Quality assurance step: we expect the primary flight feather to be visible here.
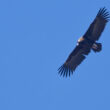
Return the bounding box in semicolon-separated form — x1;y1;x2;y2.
58;7;110;77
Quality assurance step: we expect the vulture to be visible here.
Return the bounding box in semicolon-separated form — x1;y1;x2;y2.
58;7;110;77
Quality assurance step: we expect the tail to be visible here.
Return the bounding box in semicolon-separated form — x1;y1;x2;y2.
92;43;102;52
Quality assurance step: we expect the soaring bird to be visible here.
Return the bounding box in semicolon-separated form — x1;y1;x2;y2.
58;7;110;77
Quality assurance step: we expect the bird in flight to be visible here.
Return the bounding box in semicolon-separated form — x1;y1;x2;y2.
58;7;110;77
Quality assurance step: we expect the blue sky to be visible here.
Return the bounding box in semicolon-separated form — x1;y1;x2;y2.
0;0;110;110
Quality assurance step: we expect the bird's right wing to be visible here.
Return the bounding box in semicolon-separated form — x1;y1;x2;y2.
58;45;91;77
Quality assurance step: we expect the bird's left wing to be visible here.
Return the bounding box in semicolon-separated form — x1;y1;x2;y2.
83;7;110;41
58;45;90;77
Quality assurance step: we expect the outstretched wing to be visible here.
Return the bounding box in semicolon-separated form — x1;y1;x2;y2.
58;44;91;77
83;7;110;41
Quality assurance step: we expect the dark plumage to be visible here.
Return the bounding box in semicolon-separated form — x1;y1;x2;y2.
58;7;110;77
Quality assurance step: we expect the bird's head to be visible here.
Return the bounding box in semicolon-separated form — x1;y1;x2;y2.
78;37;84;43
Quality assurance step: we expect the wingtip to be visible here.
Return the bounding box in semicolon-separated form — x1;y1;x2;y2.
97;7;110;21
58;64;74;77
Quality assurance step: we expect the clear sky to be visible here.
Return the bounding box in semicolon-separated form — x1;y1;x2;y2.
0;0;110;110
